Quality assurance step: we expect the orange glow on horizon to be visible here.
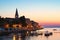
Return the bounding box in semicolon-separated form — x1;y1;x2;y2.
38;22;60;25
35;19;60;25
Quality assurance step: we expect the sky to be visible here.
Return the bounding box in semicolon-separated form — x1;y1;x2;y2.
0;0;60;25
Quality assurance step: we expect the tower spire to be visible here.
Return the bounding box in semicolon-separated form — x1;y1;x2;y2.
15;8;19;18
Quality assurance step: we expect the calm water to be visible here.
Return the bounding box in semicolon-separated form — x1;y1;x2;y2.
0;28;60;40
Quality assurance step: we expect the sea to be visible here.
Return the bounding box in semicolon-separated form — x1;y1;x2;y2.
0;27;60;40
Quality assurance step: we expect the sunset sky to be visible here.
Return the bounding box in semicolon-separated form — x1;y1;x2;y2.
0;0;60;25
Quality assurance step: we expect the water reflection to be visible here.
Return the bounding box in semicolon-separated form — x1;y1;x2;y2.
13;30;27;40
0;28;60;40
13;34;24;40
13;34;31;40
13;35;16;40
0;36;3;40
13;34;21;40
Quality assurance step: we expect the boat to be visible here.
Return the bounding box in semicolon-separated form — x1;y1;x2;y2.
44;31;53;36
53;29;57;31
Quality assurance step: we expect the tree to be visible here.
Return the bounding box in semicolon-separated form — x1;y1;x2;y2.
20;16;27;27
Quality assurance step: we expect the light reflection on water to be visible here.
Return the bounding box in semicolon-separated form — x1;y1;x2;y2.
13;35;16;40
0;28;60;40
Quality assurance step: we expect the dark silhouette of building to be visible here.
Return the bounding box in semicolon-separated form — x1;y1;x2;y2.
0;8;41;30
15;8;19;18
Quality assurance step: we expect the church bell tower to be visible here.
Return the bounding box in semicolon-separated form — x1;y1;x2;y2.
15;8;19;18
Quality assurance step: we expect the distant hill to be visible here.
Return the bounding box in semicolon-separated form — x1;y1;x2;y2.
43;25;60;28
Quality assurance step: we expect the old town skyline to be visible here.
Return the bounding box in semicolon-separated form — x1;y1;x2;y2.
0;0;60;26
